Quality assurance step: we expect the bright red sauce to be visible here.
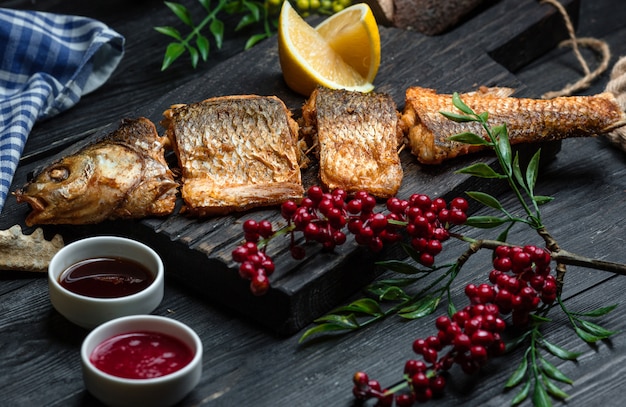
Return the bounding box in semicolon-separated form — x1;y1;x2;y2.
90;331;194;379
59;257;154;298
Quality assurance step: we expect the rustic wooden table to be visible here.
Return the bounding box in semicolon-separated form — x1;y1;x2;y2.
1;0;625;406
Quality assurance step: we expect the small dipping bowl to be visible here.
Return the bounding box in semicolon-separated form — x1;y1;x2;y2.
48;236;164;329
81;315;203;407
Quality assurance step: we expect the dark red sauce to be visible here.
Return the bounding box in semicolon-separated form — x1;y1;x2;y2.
90;331;194;379
58;257;154;298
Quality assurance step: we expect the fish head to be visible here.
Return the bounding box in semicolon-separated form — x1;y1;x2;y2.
15;155;96;225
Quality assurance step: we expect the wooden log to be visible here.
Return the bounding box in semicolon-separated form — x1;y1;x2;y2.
365;0;494;35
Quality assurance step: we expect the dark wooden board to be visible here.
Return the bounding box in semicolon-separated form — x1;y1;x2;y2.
5;0;579;335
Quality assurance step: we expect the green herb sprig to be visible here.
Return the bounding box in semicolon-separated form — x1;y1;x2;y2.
154;0;278;71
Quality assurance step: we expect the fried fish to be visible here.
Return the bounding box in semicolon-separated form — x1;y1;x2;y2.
162;95;304;216
301;87;403;197
401;86;626;164
15;117;178;225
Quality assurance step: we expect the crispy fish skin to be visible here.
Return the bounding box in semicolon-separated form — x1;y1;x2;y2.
162;95;303;216
401;87;626;164
302;87;403;197
15;118;178;226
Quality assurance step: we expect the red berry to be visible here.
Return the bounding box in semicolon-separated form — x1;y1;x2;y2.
448;209;467;225
307;185;324;202
353;371;369;387
430;375;446;395
411;372;430;389
290;245;306;260
493;256;512;272
451;197;469;211
420;252;435;267
250;273;270;296
435;316;452;331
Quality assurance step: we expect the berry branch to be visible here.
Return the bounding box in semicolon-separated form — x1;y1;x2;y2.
231;93;624;406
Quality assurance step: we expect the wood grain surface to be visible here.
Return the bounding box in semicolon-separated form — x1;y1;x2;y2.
1;0;626;406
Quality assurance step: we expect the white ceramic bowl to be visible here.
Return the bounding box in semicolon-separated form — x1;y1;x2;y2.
48;236;164;329
81;315;203;407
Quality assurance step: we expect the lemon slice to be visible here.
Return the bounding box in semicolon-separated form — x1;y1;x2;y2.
316;3;381;84
278;1;379;96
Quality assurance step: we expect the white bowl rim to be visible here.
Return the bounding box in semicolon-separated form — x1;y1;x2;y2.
49;236;164;302
81;315;203;384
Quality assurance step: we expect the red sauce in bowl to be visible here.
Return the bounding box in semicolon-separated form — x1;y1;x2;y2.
90;331;194;379
59;257;154;298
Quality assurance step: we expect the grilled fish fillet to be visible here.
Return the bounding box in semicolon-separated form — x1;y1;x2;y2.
301;87;403;197
401;86;626;164
162;95;304;216
15;118;178;225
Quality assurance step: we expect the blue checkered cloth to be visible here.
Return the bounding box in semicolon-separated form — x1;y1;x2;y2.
0;8;124;213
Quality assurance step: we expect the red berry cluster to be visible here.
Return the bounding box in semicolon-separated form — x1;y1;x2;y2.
352;303;507;406
482;244;556;326
232;186;469;295
352;245;554;405
231;220;275;296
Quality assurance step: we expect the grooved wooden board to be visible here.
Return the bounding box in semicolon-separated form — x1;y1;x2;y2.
16;0;579;335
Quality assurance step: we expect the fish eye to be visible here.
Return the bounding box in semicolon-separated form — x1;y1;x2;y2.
48;166;70;182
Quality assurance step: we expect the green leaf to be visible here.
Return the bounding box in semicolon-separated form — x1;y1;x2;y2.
447;300;457;317
452;92;475;115
161;42;186;71
448;132;490;146
477;111;489;122
574;326;602;343
244;33;269;49
543;377;570;400
331;298;383;316
534;195;555;205
164;1;193;26
540;358;573;384
464;215;508;229
187;46;199;68
398;296;440;319
313;313;359;328
440;111;476;122
541;340;582;361
466;191;504;210
532;381;552;407
243;0;261;21
210;18;224;49
572;304;618;318
505;357;528;388
236;13;259;31
198;0;211;11
456;163;506;179
526;148;542;193
196;34;210;61
577;319;618;339
512;152;525;190
511;380;531;406
154;25;183;40
377;285;409;301
377;259;428;275
496;222;514;243
298;322;352;343
495;124;512;173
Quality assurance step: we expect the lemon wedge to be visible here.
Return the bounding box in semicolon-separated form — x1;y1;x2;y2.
277;1;380;96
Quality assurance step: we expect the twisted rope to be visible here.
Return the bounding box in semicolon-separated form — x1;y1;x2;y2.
539;0;612;99
605;56;626;152
540;0;626;152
